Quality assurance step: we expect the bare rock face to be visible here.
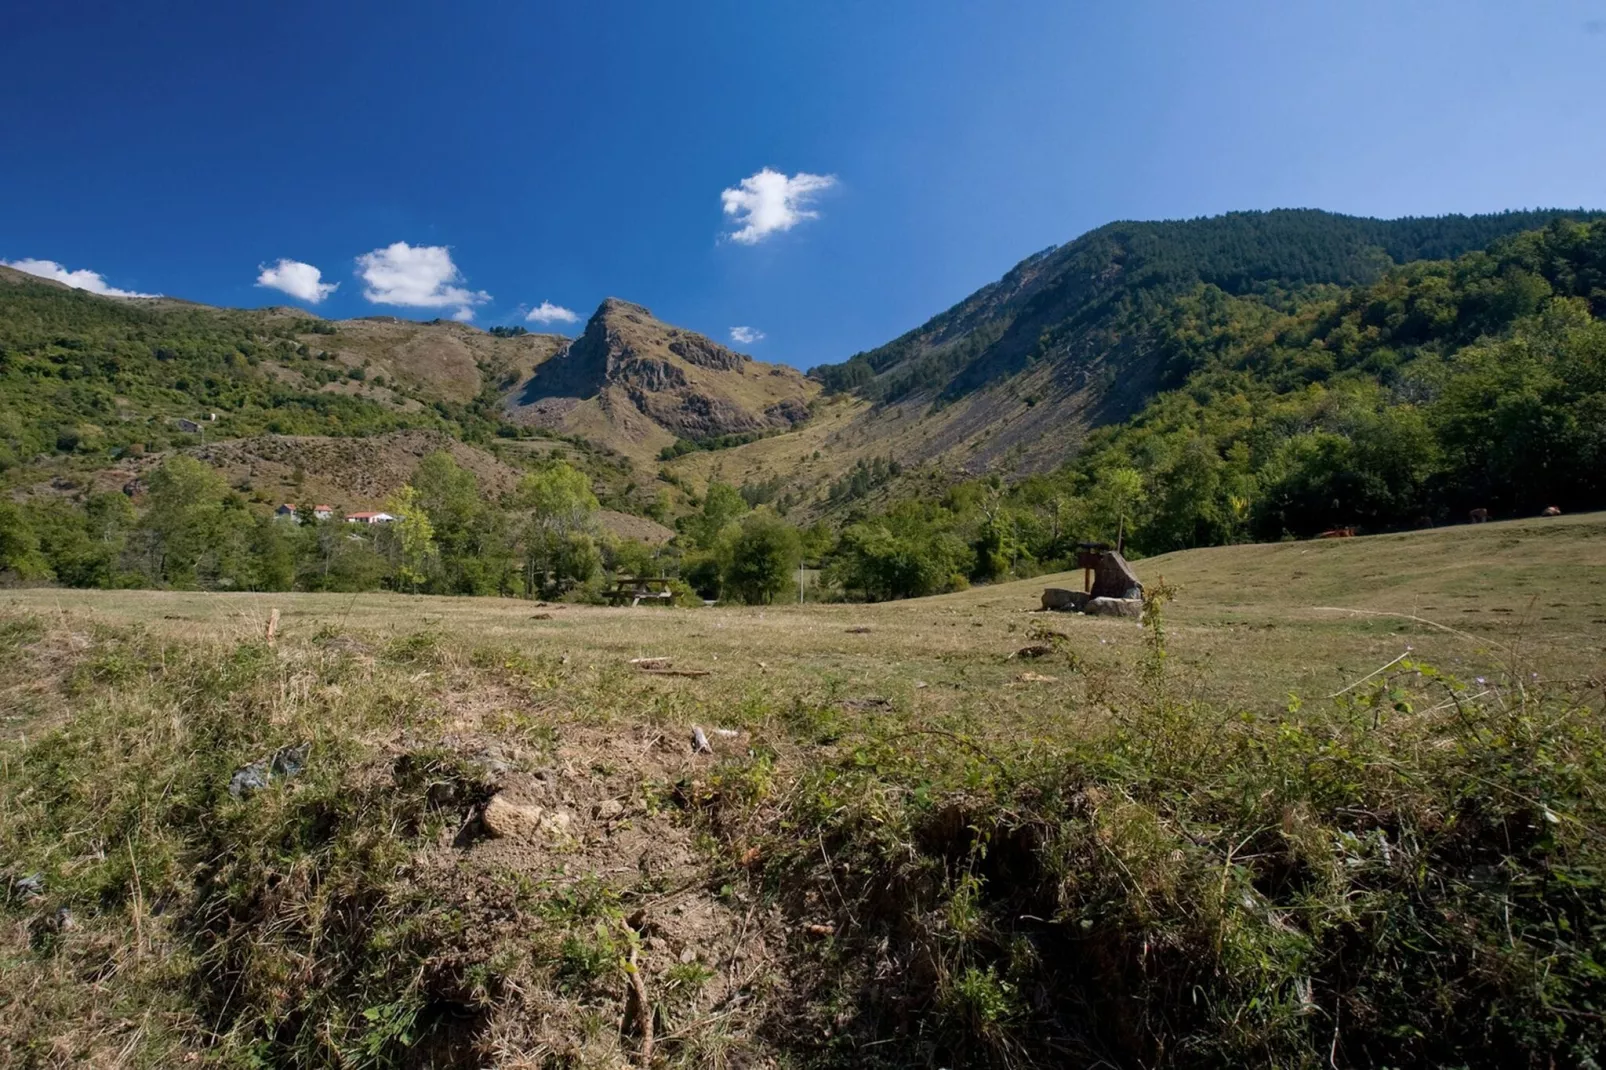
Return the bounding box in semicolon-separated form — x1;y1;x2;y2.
1086;596;1143;619
668;332;746;371
483;794;573;840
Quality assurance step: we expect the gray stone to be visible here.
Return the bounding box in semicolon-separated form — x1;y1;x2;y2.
228;743;308;798
1041;588;1089;612
1090;551;1144;600
1086;597;1143;619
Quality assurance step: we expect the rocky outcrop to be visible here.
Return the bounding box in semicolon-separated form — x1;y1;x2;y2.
669;333;746;371
504;297;816;451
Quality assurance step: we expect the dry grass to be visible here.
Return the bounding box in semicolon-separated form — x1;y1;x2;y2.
9;511;1600;717
2;515;1601;1068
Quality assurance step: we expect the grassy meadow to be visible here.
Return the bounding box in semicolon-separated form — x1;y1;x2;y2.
1;513;1602;1068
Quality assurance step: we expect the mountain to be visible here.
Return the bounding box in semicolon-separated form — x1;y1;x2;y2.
796;209;1602;481
503;298;817;461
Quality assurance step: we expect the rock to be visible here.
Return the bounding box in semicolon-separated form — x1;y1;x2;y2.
1018;672;1059;683
1013;645;1055;659
14;873;44;899
228;743;309;798
1041;588;1089;612
1086;597;1143;619
691;726;713;754
595;798;625;820
483;794;572;839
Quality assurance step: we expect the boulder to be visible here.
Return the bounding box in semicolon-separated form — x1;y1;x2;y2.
1086;597;1143;619
1090;551;1144;600
1041;588;1089;612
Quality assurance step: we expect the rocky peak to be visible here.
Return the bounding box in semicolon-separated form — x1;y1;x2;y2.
506;296;816;446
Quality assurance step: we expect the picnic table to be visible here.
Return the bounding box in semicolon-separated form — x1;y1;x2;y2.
606;576;675;607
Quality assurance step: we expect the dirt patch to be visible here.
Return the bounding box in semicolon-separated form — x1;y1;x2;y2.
389;720;783;1065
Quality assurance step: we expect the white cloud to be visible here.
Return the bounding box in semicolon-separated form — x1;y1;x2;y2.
2;257;157;298
255;258;337;304
355;242;489;320
729;326;765;345
526;301;579;325
720;168;837;244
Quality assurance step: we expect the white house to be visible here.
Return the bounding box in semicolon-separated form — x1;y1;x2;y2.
345;511;395;525
312;505;334;520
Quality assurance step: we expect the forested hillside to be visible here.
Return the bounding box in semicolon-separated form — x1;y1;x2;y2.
813;216;1606;597
813;208;1600;404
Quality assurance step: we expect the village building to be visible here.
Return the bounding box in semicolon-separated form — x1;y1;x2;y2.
274;503;297;520
345;511;395;525
312;505;334;520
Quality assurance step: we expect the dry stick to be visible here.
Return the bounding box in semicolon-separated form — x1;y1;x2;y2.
265;608;280;647
1309;607;1479;644
126;836;144;960
1326;650;1412;699
625;945;654;1067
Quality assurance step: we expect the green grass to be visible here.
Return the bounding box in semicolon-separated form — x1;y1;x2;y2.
1;515;1602;1067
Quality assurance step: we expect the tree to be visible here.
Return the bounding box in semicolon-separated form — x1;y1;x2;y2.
410;451;490;593
683;482;748;550
246;515;296;591
513;461;599;596
0;502;51;582
139;456;234;587
382;485;436;592
720;512;800;604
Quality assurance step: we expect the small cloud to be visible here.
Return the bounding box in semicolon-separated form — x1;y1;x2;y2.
451;307;476;322
256;258;337;304
2;257;157;298
355;242;489;321
729;325;765;345
526;301;579;325
721;168;837;244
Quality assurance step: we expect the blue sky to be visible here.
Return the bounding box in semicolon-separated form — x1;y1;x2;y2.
3;0;1604;368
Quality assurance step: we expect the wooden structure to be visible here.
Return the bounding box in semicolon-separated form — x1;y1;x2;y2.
607;576;675;606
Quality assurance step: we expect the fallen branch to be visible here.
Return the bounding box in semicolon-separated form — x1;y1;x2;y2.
625;945;653;1067
640;668;711;678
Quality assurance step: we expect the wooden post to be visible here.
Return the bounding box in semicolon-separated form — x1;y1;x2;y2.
266;608;279;647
